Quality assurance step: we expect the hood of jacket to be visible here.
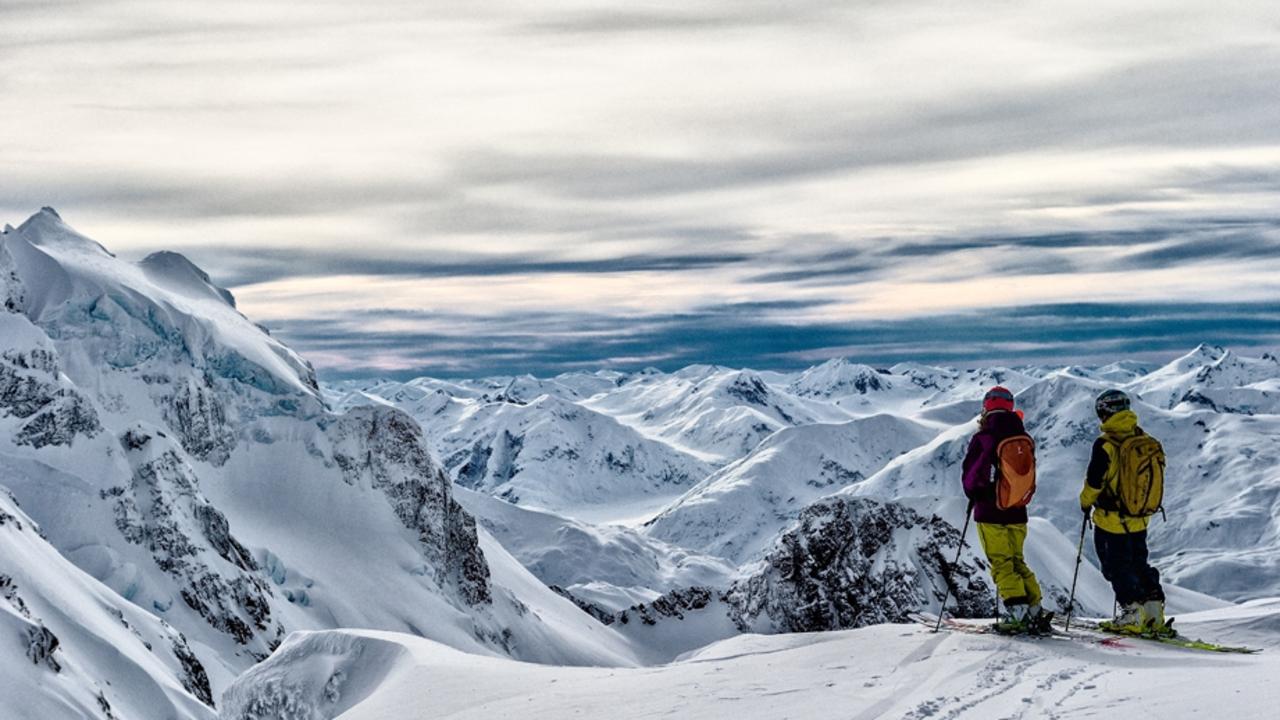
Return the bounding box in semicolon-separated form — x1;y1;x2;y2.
1101;409;1139;438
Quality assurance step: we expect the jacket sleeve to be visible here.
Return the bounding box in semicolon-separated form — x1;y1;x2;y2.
1079;438;1109;509
961;433;994;500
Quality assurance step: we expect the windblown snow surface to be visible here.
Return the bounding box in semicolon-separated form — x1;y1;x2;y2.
226;601;1280;719
3;209;1279;718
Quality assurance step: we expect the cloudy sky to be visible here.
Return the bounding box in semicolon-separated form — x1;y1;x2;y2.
4;1;1280;377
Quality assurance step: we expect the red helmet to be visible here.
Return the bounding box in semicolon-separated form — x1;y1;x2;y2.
983;386;1015;413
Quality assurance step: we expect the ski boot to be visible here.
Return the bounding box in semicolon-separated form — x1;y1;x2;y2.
992;603;1031;635
1026;604;1056;636
1098;603;1143;634
1140;600;1176;638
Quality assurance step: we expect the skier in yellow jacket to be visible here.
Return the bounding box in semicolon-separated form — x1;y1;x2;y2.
1080;389;1168;634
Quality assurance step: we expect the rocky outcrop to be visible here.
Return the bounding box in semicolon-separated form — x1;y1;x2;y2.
25;623;62;671
549;585;617;626
570;499;990;635
162;377;236;465
172;632;215;707
109;427;283;652
614;586;716;626
2;574;62;672
724;497;992;632
0;342;102;448
330;407;491;605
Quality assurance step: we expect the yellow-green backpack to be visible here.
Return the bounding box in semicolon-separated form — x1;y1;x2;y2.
1106;431;1166;517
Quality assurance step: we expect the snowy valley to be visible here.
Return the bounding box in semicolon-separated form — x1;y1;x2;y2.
1;210;1278;719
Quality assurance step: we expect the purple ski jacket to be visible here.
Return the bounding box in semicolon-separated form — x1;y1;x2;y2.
961;409;1030;525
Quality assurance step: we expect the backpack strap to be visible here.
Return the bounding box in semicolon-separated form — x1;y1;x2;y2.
1095;436;1122;512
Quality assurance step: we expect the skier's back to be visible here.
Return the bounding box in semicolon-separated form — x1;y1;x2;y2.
1080;389;1169;634
961;386;1049;633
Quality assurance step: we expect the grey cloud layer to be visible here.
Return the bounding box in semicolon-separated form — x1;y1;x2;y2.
4;1;1280;376
284;300;1280;379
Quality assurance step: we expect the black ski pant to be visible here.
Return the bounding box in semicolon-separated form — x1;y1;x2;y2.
1095;527;1164;606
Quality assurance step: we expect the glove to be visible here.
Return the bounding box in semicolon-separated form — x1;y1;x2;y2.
1080;504;1092;517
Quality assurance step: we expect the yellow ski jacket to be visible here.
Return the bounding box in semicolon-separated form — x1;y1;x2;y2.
1079;410;1151;534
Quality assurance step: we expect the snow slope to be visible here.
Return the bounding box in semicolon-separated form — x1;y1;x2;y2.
427;393;713;523
580;366;828;464
222;600;1280;720
455;487;735;612
0;488;216;720
644;414;940;563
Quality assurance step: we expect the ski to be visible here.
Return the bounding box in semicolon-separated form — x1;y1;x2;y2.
910;613;1116;646
1069;619;1260;654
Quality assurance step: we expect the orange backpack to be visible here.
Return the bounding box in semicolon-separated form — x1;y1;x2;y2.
995;435;1037;510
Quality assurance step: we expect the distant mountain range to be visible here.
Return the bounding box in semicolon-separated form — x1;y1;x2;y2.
2;209;1273;717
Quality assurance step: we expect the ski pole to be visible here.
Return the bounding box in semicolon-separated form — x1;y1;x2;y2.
934;500;975;633
1063;514;1089;632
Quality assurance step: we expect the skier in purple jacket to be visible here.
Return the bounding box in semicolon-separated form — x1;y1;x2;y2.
961;386;1048;633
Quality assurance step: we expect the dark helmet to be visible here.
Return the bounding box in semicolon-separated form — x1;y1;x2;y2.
1095;389;1130;420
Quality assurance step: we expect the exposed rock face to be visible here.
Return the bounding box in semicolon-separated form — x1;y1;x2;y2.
0;342;102;448
172;633;215;707
1;573;30;616
25;624;62;671
109;427;283;652
162;377;236;465
329;407;492;605
727;374;771;406
557;500;990;635
2;574;63;672
549;585;617;625
724;497;993;632
451;429;523;492
614;586;716;627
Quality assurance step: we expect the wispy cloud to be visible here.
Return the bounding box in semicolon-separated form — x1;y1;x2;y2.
4;1;1280;376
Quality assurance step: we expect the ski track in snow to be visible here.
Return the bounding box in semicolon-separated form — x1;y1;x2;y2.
223;609;1280;719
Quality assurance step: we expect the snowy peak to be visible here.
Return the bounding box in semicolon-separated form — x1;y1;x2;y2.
1130;343;1280;412
2;209;319;399
1183;342;1230;366
15;207;115;258
721;370;774;406
789;358;890;398
643;414;938;562
140;251;237;308
432;391;713;522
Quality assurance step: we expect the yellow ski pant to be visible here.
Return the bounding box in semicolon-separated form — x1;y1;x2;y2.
976;522;1042;606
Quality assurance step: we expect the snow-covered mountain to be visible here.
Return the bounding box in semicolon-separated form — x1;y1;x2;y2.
580;365;829;464
329;383;713;523
454;487;736;613
430;394;712;523
1129;344;1280;415
6;208;1279;718
336;337;1280;607
643;414;940;562
0;210;639;715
